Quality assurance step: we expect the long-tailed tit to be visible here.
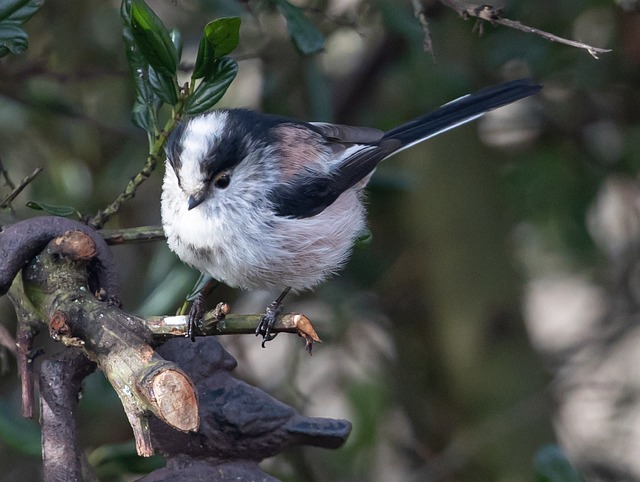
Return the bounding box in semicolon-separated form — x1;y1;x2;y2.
161;79;541;344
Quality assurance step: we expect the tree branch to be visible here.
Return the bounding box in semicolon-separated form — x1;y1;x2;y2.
0;167;43;210
148;306;322;354
100;225;166;245
8;223;200;456
29;233;199;454
437;0;611;58
88;153;161;229
8;272;43;418
1;214;350;481
411;0;435;55
0;154;16;190
88;100;183;229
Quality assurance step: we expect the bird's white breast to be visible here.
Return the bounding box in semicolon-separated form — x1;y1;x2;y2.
161;161;367;291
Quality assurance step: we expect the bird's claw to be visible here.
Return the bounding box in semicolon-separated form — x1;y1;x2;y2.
256;301;282;347
256;287;291;347
187;292;206;342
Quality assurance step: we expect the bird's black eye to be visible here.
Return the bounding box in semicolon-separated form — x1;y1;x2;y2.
214;173;230;189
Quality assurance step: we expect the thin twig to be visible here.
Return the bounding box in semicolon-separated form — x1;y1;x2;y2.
89;106;182;229
8;273;42;419
100;225;165;245
0;167;43;209
88;153;161;229
0;155;16;191
0;322;17;355
0;322;16;376
438;0;611;58
411;0;434;56
494;15;611;58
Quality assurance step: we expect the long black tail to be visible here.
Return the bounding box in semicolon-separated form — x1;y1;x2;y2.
331;78;541;198
271;79;541;218
383;78;541;149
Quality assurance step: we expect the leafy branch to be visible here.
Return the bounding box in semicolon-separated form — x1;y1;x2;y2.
89;0;240;229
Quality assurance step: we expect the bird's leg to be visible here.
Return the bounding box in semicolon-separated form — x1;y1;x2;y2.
187;292;206;342
256;287;291;347
186;278;219;341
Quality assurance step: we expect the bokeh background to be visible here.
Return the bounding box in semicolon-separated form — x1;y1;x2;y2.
0;0;638;480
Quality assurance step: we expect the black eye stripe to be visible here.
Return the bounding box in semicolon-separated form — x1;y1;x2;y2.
165;121;187;170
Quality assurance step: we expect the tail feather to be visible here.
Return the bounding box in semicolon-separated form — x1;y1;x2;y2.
269;79;541;219
383;78;541;151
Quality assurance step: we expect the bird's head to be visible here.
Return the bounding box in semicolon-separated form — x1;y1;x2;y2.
165;110;246;210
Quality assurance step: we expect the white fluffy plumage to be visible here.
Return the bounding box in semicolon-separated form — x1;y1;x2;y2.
161;80;541;299
161;111;367;291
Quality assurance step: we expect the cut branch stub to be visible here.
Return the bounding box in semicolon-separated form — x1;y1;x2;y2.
19;227;199;456
139;362;199;432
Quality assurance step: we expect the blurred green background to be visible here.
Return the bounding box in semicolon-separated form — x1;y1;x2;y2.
1;0;637;480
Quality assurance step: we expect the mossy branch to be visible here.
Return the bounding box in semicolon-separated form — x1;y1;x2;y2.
19;229;199;456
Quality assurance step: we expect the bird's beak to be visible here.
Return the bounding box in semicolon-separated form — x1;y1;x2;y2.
187;192;205;210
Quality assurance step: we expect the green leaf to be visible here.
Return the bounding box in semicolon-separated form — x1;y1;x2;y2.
184;57;238;115
0;23;27;56
122;28;160;131
148;65;178;105
274;0;324;55
129;0;178;76
192;17;241;80
0;0;44;58
131;99;155;131
534;445;585;482
121;1;163;132
192;36;213;80
120;0;133;24
205;17;241;58
0;0;43;20
169;28;182;60
26;201;79;218
124;49;161;131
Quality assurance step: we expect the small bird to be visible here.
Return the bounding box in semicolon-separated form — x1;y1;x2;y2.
161;79;541;343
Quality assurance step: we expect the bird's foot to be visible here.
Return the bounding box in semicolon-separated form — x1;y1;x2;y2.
256;301;282;347
256;287;291;347
187;291;206;342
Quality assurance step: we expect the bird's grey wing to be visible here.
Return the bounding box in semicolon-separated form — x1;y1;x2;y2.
266;122;388;218
270;79;542;219
267;142;395;219
309;122;384;144
308;122;384;158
